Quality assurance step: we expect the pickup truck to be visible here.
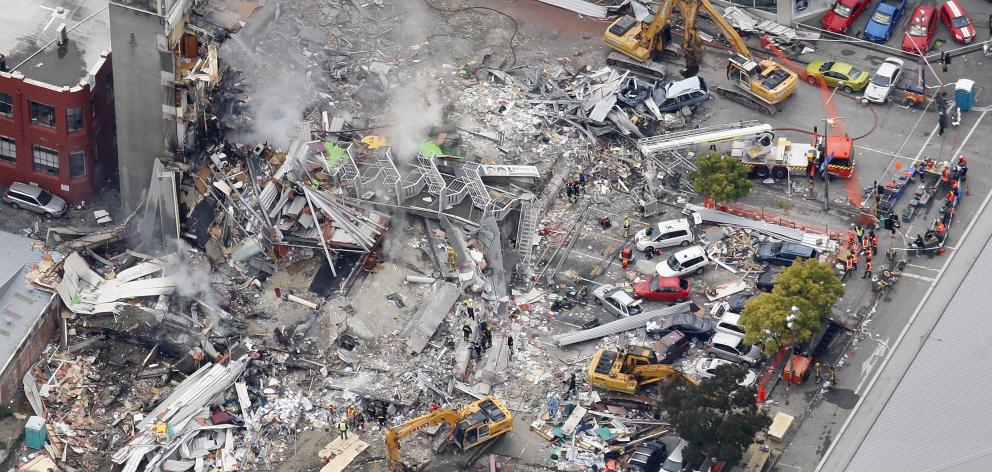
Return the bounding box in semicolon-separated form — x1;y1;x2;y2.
864;0;907;43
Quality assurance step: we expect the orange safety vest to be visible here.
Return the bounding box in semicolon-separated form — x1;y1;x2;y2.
866;261;873;271
936;223;946;234
846;257;855;269
871;235;879;246
942;169;951;182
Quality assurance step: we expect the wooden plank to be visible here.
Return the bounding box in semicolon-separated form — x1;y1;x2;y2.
320;436;370;472
560;405;587;436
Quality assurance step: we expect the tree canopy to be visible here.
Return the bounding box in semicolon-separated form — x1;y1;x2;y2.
741;259;844;354
688;151;752;202
664;363;771;465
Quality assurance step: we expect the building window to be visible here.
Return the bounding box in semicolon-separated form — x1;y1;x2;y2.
66;107;84;133
0;136;15;164
32;145;59;174
0;93;11;118
29;101;56;128
69;151;85;177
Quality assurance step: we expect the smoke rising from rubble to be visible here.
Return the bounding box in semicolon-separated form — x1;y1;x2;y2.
164;239;222;309
383;1;445;161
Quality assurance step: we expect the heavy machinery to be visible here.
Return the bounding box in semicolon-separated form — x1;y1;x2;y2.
588;345;699;395
384;396;512;471
603;0;799;114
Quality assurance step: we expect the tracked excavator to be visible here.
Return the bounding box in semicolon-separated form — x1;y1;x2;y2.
603;0;798;115
588;345;699;395
384;396;512;471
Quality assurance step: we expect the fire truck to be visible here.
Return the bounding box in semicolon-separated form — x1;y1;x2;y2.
731;134;817;180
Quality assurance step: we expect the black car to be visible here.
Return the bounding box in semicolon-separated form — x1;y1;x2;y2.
754;241;818;267
655;330;691;364
756;267;783;292
627;439;668;472
646;313;715;341
725;293;751;313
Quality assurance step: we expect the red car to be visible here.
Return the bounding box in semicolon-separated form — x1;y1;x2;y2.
902;5;937;54
822;0;872;34
632;277;691;302
940;0;975;44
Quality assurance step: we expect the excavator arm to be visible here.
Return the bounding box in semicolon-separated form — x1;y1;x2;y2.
642;0;680;47
697;0;752;58
631;363;701;386
385;409;462;471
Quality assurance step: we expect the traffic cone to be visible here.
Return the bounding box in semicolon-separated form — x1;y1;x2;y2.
757;385;767;404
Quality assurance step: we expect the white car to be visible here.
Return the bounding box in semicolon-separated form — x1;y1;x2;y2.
863;57;904;104
688;357;758;387
656;245;710;277
634;212;701;253
715;312;746;337
592;284;644;318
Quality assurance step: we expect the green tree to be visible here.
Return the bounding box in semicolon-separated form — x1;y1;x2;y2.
688;151;752;202
741;259;844;354
664;363;771;465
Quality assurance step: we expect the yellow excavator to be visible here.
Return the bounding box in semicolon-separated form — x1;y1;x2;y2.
588;345;699;395
384;396;513;471
603;0;798;115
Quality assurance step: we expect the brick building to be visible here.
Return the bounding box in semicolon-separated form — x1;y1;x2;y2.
0;0;117;204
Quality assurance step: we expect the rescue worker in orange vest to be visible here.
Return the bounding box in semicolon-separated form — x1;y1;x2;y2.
941;166;951;186
862;258;873;279
870;230;879;256
958;156;969;180
947;190;957;205
843;253;855;281
936;221;946;236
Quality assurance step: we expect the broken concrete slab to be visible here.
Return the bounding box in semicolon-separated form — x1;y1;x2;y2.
402;281;460;354
552;302;691;346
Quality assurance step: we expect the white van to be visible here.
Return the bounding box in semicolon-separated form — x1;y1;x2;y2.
635;212;702;253
656;245;710;277
715;312;746;337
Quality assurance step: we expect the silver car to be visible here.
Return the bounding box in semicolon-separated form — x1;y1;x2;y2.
863;57;903;104
704;332;763;366
3;182;67;218
592;284;644;318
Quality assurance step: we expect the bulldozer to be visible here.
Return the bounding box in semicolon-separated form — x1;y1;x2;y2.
603;0;798;114
588;345;699;395
384;396;512;471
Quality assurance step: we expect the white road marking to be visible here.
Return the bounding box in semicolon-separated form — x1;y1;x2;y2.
951;109;989;158
855;343;887;395
899;272;935;282
905;263;941;272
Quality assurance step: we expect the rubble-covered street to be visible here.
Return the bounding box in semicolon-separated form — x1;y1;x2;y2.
0;0;990;471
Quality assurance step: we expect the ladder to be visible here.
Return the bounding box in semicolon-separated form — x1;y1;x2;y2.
462;162;491;212
417;152;447;195
515;198;539;276
638;120;768;155
375;148;401;186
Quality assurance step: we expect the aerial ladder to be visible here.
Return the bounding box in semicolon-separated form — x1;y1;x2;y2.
603;0;799;115
384;396;513;471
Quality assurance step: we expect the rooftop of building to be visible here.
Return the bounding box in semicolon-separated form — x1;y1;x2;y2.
1;0;111;89
0;231;55;376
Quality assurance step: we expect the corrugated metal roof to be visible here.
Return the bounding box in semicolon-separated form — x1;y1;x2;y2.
0;231;54;380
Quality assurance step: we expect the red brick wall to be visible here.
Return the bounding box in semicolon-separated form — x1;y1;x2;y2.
0;296;59;405
0;52;118;203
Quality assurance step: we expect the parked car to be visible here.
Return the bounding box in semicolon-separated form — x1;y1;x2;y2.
633;276;691;302
754;241;819;266
656;245;710;277
863;57;904;103
655;330;692;364
661;439;689;472
756;267;783;292
654;76;709;113
805;60;871;93
2;182;67;218
593;284;644;318
647;313;715;341
688;357;759;387
704;332;763;366
940;0;975;44
715;312;746;337
634;212;701;253
901;5;938;53
627;440;667;472
821;0;872;34
864;0;906;42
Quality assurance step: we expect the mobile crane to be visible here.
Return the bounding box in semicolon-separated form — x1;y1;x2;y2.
384;396;513;471
603;0;799;115
588;345;699;395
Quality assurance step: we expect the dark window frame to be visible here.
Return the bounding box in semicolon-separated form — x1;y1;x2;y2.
0;136;15;164
29;101;56;128
66;107;84;133
69;151;86;178
32;145;59;175
0;92;12;118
